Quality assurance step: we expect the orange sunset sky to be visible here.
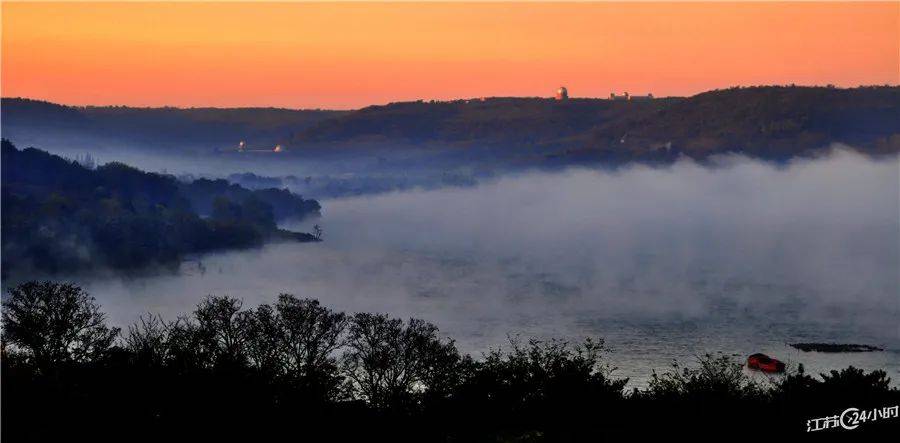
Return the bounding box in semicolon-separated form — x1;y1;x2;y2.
2;2;898;109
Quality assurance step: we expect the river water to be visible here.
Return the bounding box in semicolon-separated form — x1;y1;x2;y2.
73;152;900;387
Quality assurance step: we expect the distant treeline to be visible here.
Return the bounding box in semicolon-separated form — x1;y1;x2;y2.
1;141;320;276
0;97;344;150
4;86;898;167
226;170;480;199
2;282;897;441
294;85;900;163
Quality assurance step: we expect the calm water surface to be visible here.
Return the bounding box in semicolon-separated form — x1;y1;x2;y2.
75;156;900;387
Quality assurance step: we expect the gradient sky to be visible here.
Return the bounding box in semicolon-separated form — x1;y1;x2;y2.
2;2;898;109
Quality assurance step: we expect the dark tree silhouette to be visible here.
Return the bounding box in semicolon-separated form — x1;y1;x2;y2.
275;295;346;385
342;313;460;409
124;313;174;368
193;296;249;369
242;303;285;376
313;224;323;240
646;353;764;401
1;281;119;370
2;281;899;440
163;316;205;371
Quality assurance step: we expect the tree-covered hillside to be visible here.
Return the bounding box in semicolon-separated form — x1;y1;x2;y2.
293;86;900;162
573;85;900;162
293;96;668;146
3;86;898;166
0;98;346;150
1;140;320;276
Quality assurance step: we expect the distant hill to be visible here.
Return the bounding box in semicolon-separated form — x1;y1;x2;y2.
292;86;900;162
293;96;671;147
0;98;346;151
3;86;898;164
573;85;900;162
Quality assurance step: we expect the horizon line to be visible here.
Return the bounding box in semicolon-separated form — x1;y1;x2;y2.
2;83;897;111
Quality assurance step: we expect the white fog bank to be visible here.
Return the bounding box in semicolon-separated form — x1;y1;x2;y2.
75;150;899;378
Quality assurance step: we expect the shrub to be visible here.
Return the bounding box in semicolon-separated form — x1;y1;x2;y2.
646;353;764;401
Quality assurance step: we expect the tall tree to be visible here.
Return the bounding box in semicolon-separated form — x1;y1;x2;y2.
1;281;119;370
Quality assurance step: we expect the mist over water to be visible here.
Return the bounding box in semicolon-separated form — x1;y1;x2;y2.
72;149;900;385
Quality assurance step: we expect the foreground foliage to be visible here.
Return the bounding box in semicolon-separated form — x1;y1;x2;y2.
2;282;898;441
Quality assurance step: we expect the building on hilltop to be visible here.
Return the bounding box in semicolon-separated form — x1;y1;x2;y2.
556;86;569;100
610;92;653;101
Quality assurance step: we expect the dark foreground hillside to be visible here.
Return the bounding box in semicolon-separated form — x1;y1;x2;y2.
3;282;898;441
1;141;320;277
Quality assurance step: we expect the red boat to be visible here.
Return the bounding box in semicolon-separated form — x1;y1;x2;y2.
747;353;785;373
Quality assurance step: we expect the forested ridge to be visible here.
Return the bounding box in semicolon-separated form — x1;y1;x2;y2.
0;97;344;149
294;85;900;162
1;140;320;276
4;86;898;166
